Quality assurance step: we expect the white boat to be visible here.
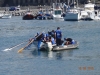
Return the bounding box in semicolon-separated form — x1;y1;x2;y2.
51;8;63;19
80;10;93;20
83;0;100;20
1;14;12;19
64;8;81;21
64;0;81;21
51;3;63;19
0;13;4;18
40;41;79;51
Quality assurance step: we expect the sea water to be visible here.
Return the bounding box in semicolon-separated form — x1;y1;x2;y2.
0;16;100;75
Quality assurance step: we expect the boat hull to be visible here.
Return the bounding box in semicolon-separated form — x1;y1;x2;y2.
64;13;80;21
23;14;34;20
52;43;78;51
40;42;79;51
32;40;79;51
1;14;12;19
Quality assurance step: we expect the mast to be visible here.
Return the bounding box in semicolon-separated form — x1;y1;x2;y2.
77;0;78;8
68;0;69;6
94;0;95;4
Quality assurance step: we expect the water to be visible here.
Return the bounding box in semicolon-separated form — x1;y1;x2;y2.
0;17;100;75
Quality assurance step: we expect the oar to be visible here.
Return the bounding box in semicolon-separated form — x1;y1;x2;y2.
3;41;27;51
18;39;34;53
18;33;42;53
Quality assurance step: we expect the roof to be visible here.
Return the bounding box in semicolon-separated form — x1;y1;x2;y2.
85;3;95;8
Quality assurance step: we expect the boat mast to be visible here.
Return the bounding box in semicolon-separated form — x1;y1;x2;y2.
68;0;69;6
94;0;95;4
76;0;78;8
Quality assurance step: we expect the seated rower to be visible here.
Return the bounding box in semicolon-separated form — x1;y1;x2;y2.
49;36;56;45
64;38;75;45
48;30;55;39
42;33;50;42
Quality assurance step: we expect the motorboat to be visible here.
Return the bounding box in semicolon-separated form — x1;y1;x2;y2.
64;8;81;21
80;11;93;21
51;3;64;19
63;0;82;21
51;8;63;19
23;12;34;20
83;0;100;20
1;14;12;19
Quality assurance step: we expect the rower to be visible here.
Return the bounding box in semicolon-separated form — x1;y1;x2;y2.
48;30;55;39
64;38;75;45
49;36;56;45
35;33;43;50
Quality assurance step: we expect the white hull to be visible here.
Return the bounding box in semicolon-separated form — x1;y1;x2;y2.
53;14;63;19
51;3;63;20
82;1;100;20
64;13;80;21
64;8;81;21
0;13;4;17
1;14;12;19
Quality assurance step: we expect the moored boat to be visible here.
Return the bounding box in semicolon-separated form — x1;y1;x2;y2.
1;14;12;19
64;8;81;21
51;3;64;19
23;12;34;20
80;11;93;21
82;0;100;20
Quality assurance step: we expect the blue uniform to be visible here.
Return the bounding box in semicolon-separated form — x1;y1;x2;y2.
51;37;56;45
55;29;62;46
55;30;62;39
71;40;75;44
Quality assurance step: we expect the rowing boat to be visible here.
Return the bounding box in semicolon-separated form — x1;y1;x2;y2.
40;41;79;51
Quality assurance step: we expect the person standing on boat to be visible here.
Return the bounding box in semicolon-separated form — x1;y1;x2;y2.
55;27;62;46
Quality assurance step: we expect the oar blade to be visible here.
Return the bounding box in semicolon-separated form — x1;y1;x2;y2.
18;48;24;53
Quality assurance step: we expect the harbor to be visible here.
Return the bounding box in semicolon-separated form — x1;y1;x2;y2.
0;16;100;75
0;0;100;75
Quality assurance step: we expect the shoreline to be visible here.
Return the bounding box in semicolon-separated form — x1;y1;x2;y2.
0;6;51;16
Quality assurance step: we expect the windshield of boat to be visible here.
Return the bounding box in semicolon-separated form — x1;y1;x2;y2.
54;10;61;15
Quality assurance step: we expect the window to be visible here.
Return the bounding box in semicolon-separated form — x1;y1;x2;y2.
55;10;61;15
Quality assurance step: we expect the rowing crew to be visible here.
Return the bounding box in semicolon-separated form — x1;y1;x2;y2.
31;27;75;50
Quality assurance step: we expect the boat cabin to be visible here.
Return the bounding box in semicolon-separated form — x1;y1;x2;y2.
84;0;95;11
